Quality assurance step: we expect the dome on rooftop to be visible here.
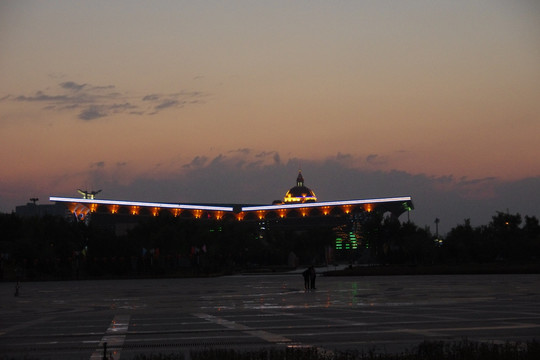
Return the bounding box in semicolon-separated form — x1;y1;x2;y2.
283;171;317;203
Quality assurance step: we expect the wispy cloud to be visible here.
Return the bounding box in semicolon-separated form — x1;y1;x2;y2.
2;81;207;121
79;106;106;121
14;92;70;103
183;155;209;168
155;99;180;111
60;81;87;91
142;91;206;114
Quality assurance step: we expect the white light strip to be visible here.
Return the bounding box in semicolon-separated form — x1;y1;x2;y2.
50;196;412;214
241;197;412;212
49;196;234;212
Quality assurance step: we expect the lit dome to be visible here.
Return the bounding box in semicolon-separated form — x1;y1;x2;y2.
284;171;317;203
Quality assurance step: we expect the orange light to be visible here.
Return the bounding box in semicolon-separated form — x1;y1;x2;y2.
257;210;266;220
193;210;202;219
89;203;98;212
300;208;307;217
109;205;119;214
214;211;223;220
342;205;352;214
364;204;373;212
235;212;245;221
151;207;160;216
66;203;76;213
322;206;330;216
171;208;181;217
130;206;140;215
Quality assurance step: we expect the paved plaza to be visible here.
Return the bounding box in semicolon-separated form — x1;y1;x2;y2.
1;272;539;359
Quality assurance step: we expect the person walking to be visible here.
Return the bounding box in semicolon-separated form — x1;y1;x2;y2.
302;267;311;290
309;265;316;290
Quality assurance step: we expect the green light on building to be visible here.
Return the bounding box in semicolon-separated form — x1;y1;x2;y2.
335;237;343;250
350;232;358;250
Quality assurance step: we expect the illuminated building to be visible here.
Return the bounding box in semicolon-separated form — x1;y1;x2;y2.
49;172;414;246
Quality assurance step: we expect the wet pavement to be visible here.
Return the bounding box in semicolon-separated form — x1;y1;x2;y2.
1;272;539;359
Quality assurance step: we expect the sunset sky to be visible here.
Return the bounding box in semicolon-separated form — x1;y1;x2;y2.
1;1;539;234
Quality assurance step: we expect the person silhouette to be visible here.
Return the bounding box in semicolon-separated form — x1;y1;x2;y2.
302;267;311;290
309;265;316;290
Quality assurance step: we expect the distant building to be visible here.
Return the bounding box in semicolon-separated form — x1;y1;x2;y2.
49;171;414;244
15;202;69;218
50;171;412;222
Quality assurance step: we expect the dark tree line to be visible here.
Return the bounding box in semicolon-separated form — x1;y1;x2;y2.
443;212;540;264
0;210;539;280
359;211;540;266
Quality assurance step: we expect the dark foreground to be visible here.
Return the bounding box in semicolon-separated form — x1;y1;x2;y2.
1;273;539;359
138;340;540;359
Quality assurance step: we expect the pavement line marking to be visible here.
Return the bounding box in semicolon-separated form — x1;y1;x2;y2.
90;315;130;360
193;313;333;356
194;313;292;343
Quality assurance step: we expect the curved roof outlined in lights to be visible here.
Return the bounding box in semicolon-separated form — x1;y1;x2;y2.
50;172;413;222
